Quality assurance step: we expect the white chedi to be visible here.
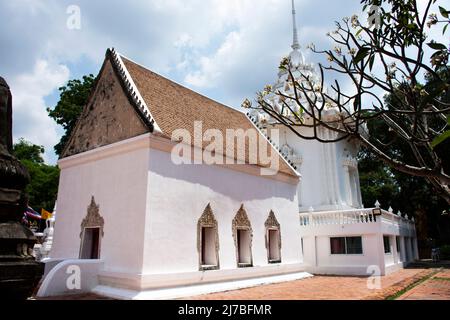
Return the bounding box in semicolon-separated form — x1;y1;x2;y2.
39;204;56;260
289;49;305;68
256;48;338;124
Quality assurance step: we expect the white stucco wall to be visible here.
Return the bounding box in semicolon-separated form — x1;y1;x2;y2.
320;234;379;272
300;222;384;275
384;235;395;266
299;212;417;275
268;126;362;213
142;147;303;276
51;137;150;275
51;134;304;290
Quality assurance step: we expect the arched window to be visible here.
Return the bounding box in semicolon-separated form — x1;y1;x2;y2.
232;205;253;268
197;204;220;271
79;196;104;259
265;211;281;264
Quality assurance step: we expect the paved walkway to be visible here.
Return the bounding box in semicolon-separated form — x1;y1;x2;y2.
398;269;450;300
34;265;450;300
185;268;440;300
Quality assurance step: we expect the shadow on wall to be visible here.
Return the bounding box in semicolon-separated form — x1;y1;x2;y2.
148;149;298;203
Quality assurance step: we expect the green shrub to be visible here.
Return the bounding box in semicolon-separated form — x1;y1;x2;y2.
440;245;450;259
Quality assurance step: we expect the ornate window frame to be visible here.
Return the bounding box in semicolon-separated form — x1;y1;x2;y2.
79;196;104;259
232;205;253;268
265;210;282;264
197;203;220;271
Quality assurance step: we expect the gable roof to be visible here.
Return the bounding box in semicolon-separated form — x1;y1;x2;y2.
94;49;299;178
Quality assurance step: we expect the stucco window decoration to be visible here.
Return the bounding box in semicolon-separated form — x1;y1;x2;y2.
197;203;220;271
79;196;104;259
265;210;282;263
232;205;253;268
80;196;105;238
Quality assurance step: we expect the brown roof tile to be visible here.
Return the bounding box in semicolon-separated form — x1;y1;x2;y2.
121;56;297;178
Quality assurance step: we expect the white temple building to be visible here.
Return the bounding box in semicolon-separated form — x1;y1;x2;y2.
37;1;418;299
247;0;418;276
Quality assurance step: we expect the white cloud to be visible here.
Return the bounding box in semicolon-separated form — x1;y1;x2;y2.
185;31;242;88
9;60;70;163
182;0;337;107
2;0;441;166
0;0;367;162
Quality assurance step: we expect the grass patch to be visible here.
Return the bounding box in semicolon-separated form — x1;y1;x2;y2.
432;277;450;282
385;270;441;300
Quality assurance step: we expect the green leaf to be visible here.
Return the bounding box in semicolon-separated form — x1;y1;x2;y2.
427;42;447;50
353;47;370;64
432;130;450;148
443;24;449;35
48;74;96;156
439;6;449;19
355;28;363;37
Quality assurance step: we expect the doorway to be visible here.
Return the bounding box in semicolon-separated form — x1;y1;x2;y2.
80;227;100;259
268;229;281;262
237;229;252;267
201;227;218;267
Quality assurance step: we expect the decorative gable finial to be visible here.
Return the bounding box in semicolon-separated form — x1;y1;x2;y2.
107;48;161;133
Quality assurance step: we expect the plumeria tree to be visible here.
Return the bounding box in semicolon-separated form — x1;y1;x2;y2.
244;0;450;204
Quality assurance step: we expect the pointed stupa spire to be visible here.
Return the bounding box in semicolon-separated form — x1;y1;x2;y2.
291;0;300;50
288;0;304;67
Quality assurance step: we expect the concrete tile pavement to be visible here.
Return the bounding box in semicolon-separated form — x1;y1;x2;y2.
34;267;450;300
398;269;450;300
185;268;435;300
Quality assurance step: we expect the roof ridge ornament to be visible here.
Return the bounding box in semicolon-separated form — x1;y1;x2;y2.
245;112;299;173
108;48;161;133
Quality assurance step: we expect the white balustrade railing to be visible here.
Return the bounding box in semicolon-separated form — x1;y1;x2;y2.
299;208;416;229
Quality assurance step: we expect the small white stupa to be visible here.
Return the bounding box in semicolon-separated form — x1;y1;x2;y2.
39;202;56;260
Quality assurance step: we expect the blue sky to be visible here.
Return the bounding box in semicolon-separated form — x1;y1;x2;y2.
0;0;444;164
